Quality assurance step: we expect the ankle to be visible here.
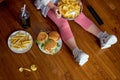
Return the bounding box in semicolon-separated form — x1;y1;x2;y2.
73;47;81;54
97;31;104;38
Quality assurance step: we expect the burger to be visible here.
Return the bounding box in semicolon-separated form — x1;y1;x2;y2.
44;39;57;53
37;32;48;43
48;31;60;41
37;31;61;54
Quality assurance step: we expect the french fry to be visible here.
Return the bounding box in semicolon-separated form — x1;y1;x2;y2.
10;32;31;49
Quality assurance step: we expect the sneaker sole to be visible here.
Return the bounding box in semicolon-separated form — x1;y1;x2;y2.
79;53;89;66
101;45;111;49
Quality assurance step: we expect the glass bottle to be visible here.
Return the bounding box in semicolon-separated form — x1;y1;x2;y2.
20;9;30;29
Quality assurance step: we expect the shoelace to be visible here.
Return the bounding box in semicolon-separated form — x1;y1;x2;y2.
100;32;110;44
73;48;82;58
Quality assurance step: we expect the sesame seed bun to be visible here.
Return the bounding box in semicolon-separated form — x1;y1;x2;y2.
37;32;48;43
48;31;60;41
44;39;57;52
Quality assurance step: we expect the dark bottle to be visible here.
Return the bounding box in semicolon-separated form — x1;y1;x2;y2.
20;9;30;29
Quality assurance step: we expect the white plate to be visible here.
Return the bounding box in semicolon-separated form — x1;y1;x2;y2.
8;30;33;54
38;39;62;55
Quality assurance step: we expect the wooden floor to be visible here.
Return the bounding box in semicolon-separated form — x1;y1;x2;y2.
0;0;120;80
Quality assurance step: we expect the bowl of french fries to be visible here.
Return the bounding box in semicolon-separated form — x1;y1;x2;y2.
58;0;82;20
8;30;33;53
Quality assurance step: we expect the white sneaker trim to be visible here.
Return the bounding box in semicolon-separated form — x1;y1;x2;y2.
77;53;89;66
101;44;111;49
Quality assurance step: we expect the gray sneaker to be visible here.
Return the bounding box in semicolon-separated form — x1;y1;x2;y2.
100;32;117;49
73;48;89;66
34;0;41;9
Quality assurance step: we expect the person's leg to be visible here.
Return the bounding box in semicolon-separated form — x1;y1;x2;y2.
74;12;117;49
47;10;76;50
47;10;89;66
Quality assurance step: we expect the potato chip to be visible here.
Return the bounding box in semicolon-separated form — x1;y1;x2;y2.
58;0;81;19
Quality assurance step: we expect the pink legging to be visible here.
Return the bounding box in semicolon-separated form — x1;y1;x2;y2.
47;10;94;42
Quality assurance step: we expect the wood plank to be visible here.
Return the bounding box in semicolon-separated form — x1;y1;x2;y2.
0;0;120;80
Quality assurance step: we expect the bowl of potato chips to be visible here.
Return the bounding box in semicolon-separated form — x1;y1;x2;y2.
58;0;82;20
8;30;33;53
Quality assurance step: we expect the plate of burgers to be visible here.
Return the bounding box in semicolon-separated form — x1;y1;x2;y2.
58;0;82;20
36;31;62;55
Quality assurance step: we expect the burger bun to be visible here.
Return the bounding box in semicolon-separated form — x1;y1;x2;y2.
48;31;60;41
37;32;48;43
